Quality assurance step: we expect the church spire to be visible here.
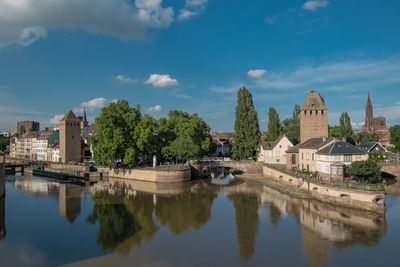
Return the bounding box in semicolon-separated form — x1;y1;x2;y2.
364;92;374;132
83;108;87;122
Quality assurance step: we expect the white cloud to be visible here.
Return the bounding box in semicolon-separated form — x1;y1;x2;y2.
302;1;329;11
252;56;400;91
49;114;64;125
147;105;162;112
0;85;10;89
114;75;138;84
265;16;276;25
248;69;267;78
0;0;174;47
351;121;364;129
145;74;178;87
178;0;208;21
74;97;109;113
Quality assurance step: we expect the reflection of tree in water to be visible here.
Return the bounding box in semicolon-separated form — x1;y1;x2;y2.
229;193;259;260
269;205;281;226
335;222;387;250
155;192;217;234
87;191;141;252
114;194;159;254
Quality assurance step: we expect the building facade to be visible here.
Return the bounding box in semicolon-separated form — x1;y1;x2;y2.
298;137;336;172
300;91;328;143
258;136;293;164
59;110;81;163
317;141;368;180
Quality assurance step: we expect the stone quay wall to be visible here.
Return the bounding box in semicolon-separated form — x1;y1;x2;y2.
109;167;192;183
263;165;385;212
0;163;4;198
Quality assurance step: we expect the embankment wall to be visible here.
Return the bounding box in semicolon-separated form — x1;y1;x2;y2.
109;167;191;183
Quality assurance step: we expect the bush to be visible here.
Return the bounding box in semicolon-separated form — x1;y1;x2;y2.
347;160;381;183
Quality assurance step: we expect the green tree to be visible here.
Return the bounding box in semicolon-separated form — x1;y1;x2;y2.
19;126;25;135
267;107;281;142
339;112;353;138
232;87;260;160
134;114;160;159
347;160;381;182
93;100;141;166
161;110;212;161
0;137;9;152
329;125;342;138
390;125;400;149
282;104;300;145
356;131;379;145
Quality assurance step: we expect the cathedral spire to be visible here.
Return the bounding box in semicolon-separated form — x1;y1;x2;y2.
364;92;374;132
83;108;87;122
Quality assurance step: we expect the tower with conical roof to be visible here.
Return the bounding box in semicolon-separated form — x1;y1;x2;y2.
300;91;328;143
59;110;81;163
80;108;89;129
364;93;374;132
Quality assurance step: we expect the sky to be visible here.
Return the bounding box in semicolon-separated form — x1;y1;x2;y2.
1;0;400;132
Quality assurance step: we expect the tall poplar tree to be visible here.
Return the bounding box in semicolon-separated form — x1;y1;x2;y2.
339;112;353;137
232;87;260;160
266;107;281;142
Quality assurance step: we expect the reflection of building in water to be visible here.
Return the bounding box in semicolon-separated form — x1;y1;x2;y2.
258;185;386;267
0;195;5;240
12;178;59;198
59;184;82;224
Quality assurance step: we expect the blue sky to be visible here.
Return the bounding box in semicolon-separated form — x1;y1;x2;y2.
1;0;400;132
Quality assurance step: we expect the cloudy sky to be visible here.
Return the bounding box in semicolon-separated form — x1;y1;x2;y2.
1;0;400;132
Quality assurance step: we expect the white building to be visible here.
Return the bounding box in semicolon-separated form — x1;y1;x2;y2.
258;136;293;164
316;141;368;178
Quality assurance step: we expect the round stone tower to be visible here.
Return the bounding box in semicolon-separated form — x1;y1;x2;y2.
300;91;328;143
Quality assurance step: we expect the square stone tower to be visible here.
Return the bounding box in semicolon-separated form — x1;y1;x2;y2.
300;91;328;143
60;110;81;163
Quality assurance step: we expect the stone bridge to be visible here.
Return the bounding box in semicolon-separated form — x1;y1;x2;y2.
189;160;263;178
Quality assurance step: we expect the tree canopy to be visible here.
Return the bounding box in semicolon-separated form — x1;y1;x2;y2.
232;87;260;160
282;104;300;145
266;107;281;142
92;100;213;166
347;160;381;182
390;125;400;150
339;112;353;138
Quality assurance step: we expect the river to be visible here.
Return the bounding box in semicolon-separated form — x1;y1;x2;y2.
0;174;400;266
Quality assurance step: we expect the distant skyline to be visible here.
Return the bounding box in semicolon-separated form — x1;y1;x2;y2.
1;0;400;132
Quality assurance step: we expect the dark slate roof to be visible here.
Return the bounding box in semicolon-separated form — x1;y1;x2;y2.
317;141;367;155
286;143;300;153
358;142;387;152
81;124;98;138
298;137;335;149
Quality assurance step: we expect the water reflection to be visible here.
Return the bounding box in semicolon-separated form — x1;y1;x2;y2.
0;195;5;240
2;175;389;266
260;186;387;266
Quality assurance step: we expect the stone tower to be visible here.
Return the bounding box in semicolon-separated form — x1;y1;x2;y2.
364;92;374;132
300;91;328;143
60;110;81;163
80;108;89;129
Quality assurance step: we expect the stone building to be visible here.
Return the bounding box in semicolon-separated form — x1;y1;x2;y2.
257;136;293;164
300;91;328;143
14;121;40;135
59;110;81;163
364;93;386;132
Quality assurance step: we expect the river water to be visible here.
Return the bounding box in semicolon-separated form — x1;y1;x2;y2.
0;174;400;267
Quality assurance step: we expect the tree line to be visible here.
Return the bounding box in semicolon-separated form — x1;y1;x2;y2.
90;99;213;167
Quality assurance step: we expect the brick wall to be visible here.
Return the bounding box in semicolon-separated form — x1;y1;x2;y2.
109;168;192;183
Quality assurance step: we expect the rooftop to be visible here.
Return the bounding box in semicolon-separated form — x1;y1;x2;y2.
60;110;80;121
317;141;367;155
298;137;335;149
301;91;327;111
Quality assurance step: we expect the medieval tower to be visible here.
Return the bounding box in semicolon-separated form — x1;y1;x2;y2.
60;110;81;163
300;91;328;143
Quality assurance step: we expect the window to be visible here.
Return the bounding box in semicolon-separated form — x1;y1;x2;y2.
304;110;307;115
332;166;337;175
344;155;352;162
292;154;296;164
302;153;304;159
310;110;312;115
276;151;280;157
306;153;309;160
279;145;282;148
326;165;329;173
335;156;340;161
316;110;318;114
322;110;324;114
325;156;328;161
318;155;320;160
355;155;361;161
318;164;321;171
312;153;314;160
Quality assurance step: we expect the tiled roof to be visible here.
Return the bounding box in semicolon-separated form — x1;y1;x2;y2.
301;91;327;111
317;141;367;155
261;142;277;150
60;110;79;121
286;143;300;153
298;137;335;149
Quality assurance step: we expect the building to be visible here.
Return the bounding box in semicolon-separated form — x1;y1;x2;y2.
77;108;89;129
32;131;59;161
211;132;232;157
59;110;81;163
15;121;40;135
298;137;336;172
364;93;386;132
316;141;368;180
81;123;98;160
300;91;328;143
358;142;388;153
286;144;300;170
47;141;61;163
258;136;293;164
11;132;38;159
